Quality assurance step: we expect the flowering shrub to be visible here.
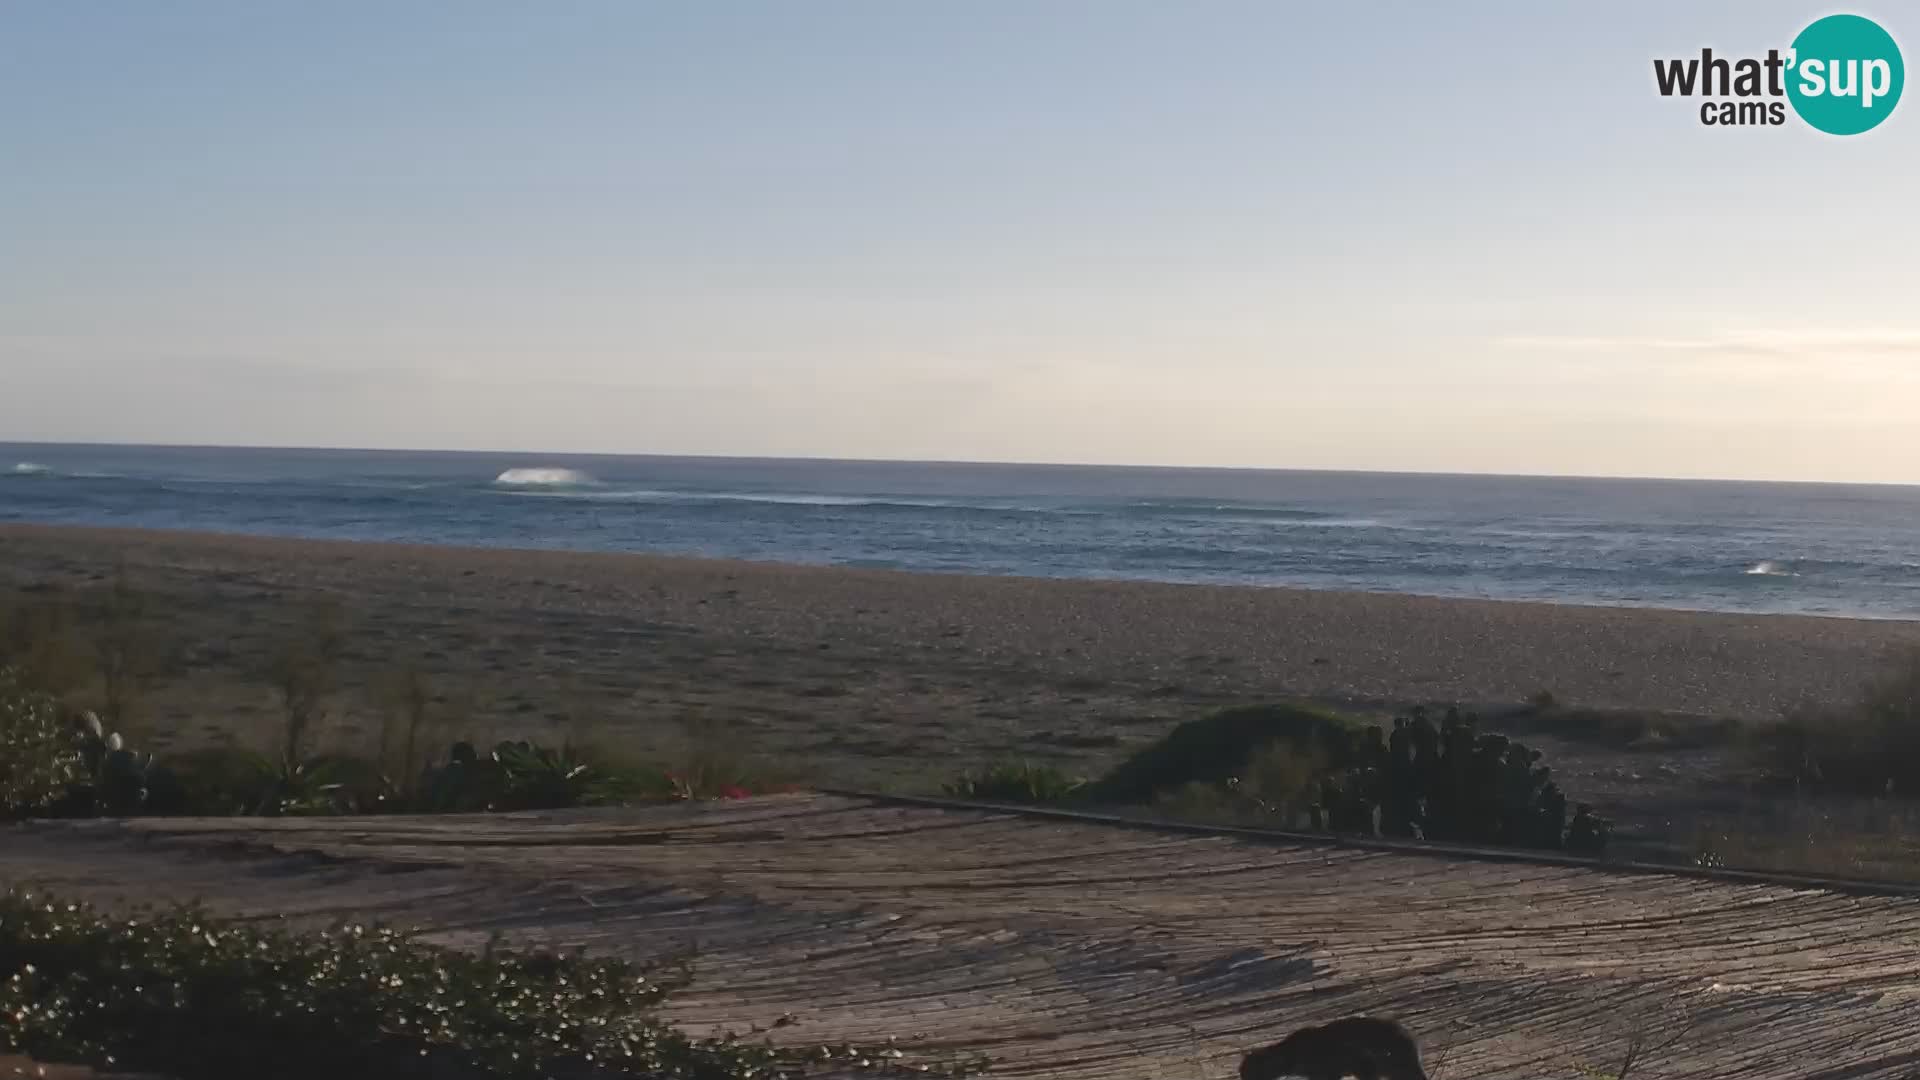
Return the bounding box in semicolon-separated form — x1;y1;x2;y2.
0;669;83;817
0;889;986;1080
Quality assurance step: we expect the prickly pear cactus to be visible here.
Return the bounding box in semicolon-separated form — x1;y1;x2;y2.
1346;705;1607;854
97;746;153;815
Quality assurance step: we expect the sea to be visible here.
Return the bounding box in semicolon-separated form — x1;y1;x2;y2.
3;443;1917;620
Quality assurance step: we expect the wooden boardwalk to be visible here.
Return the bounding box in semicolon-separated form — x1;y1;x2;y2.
4;794;1919;1079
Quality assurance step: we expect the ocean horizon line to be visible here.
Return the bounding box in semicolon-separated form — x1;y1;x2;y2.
4;438;1916;491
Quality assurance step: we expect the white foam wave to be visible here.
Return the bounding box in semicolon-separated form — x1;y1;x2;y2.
703;491;945;507
497;486;966;509
6;463;126;480
492;467;598;487
1744;560;1798;577
491;486;1396;521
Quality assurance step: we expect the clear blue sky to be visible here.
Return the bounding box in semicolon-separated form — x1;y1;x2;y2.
4;2;1916;481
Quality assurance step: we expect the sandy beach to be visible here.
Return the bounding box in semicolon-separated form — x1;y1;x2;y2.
3;522;1916;791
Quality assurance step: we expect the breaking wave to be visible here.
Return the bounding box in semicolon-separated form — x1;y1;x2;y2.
487;486;1402;526
700;491;978;508
1744;560;1798;577
494;486;978;509
492;467;598;488
8;462;52;476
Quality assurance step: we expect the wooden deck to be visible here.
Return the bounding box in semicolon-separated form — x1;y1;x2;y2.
4;794;1919;1079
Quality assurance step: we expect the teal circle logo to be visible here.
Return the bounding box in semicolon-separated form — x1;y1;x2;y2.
1786;14;1904;134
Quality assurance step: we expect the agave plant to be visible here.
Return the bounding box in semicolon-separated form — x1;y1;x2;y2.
152;747;366;817
413;740;577;812
489;739;597;810
267;757;353;816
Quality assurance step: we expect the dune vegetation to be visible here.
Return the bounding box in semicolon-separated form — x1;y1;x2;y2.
4;567;1918;878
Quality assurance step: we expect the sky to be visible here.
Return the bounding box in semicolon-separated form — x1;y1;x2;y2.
3;2;1917;483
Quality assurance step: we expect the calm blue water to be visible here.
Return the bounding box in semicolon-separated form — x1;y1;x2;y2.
3;443;1918;619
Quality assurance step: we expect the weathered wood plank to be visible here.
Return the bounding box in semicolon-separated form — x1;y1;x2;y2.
3;796;1918;1079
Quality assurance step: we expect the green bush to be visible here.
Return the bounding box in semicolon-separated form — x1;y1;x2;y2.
1226;740;1333;827
1082;705;1361;805
1076;703;1609;855
943;761;1085;803
0;889;980;1080
1759;648;1920;797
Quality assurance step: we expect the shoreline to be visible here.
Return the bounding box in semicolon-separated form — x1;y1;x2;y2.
3;519;1913;625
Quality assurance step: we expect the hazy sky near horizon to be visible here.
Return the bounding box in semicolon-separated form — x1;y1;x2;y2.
4;3;1918;483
